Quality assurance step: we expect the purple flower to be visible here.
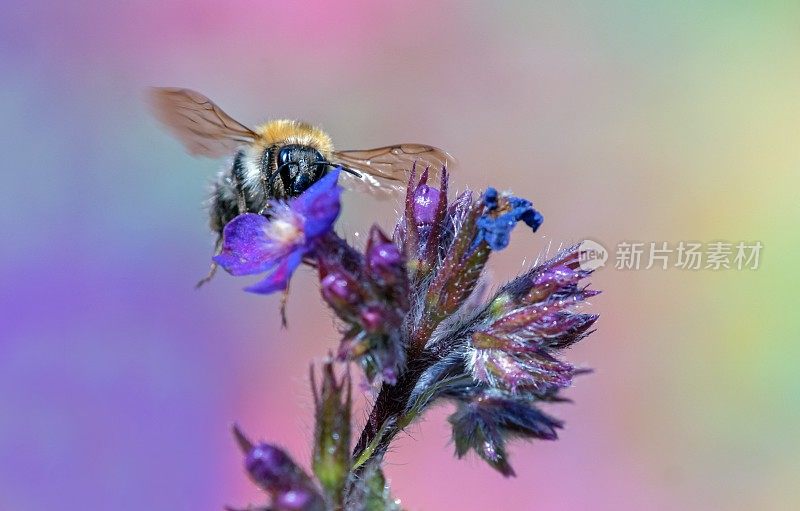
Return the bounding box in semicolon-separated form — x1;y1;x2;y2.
214;168;342;294
218;163;598;506
475;187;544;251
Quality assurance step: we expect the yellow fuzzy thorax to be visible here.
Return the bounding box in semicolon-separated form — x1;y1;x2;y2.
254;119;334;156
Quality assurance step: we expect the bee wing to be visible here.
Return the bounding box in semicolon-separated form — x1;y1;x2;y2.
148;87;258;158
331;144;454;196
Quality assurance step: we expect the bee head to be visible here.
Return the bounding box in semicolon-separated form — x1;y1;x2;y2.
276;144;327;196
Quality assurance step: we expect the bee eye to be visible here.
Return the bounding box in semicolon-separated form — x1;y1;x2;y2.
278;146;297;165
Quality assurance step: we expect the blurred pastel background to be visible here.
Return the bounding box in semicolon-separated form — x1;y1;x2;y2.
1;1;798;510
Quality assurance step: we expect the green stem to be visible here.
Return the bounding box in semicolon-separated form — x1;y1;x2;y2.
351;419;395;470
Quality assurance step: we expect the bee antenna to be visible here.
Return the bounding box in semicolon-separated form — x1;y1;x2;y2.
341;166;362;178
319;161;361;178
268;162;294;190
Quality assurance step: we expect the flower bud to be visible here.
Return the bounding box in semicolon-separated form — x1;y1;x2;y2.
369;242;402;271
321;272;360;308
413;183;441;224
360;306;385;333
449;393;562;477
274;489;323;511
312;361;351;505
365;227;408;297
537;313;599;349
245;443;302;493
381;365;397;385
533;264;582;287
366;226;402;271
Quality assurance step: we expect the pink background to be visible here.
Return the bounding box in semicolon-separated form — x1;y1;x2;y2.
2;2;798;510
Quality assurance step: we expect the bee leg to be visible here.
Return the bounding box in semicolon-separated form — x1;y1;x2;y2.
258;170;276;214
279;285;290;328
195;262;218;289
258;168;284;214
234;179;247;214
231;151;248;214
195;237;223;288
258;145;277;207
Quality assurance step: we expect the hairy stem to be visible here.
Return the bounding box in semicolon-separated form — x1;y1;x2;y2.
352;349;435;467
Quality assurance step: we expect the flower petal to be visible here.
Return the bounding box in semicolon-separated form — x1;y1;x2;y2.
244;249;305;294
292;167;342;239
476;213;517;250
214;213;284;276
475;190;544;251
483;187;499;210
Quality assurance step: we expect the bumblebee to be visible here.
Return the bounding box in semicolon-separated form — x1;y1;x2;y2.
149;87;452;285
